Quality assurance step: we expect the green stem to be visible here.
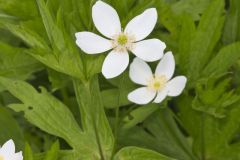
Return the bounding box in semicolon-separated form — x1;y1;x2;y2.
93;119;106;160
112;75;126;157
200;113;205;160
113;105;120;149
73;78;106;160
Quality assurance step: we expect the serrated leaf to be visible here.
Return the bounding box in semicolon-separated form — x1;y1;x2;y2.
0;77;83;149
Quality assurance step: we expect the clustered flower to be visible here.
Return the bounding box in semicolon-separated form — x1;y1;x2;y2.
76;0;187;105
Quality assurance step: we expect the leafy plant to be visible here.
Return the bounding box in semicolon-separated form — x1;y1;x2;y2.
0;0;240;160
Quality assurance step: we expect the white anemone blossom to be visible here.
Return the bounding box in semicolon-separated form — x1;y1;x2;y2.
75;1;166;79
128;52;187;105
0;139;23;160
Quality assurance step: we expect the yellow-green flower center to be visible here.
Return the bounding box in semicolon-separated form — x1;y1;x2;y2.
0;155;4;160
112;32;135;52
153;81;161;89
148;75;167;91
117;34;128;46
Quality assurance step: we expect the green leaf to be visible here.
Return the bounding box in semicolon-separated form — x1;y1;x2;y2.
44;141;59;160
188;0;225;81
0;77;111;159
172;0;210;20
144;109;196;160
32;0;85;80
155;0;179;36
122;104;158;129
0;106;24;150
178;94;240;159
119;108;196;160
34;150;84;160
0;13;17;27
0;0;38;20
6;20;48;49
101;89;131;109
73;76;114;159
223;0;240;44
203;42;240;77
114;147;176;160
47;69;70;91
36;0;64;48
193;76;240;118
102;72;134;108
24;143;34;160
28;48;85;80
0;77;83;150
177;13;196;74
0;42;42;80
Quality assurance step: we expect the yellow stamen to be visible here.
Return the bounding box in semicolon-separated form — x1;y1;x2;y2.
112;32;135;52
148;75;167;91
0;155;4;160
117;34;128;45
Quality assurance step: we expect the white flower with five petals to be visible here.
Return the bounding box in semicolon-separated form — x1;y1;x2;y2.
75;1;166;79
128;52;187;105
0;139;23;160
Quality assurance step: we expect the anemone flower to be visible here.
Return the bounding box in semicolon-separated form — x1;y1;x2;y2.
75;1;166;79
128;52;187;105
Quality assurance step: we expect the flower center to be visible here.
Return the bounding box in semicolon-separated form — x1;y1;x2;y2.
117;34;128;45
0;155;4;160
148;75;167;91
112;32;135;52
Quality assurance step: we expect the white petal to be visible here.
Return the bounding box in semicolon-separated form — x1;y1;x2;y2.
75;32;112;54
0;154;11;160
153;89;168;103
124;8;157;41
92;1;121;38
13;151;23;160
131;39;165;62
155;52;175;81
1;139;15;154
167;76;187;97
128;87;156;105
129;58;153;85
102;50;129;79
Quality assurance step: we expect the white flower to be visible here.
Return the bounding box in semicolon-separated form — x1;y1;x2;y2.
128;52;187;105
0;139;23;160
75;1;166;79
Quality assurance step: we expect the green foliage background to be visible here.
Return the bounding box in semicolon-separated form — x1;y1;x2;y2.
0;0;240;159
